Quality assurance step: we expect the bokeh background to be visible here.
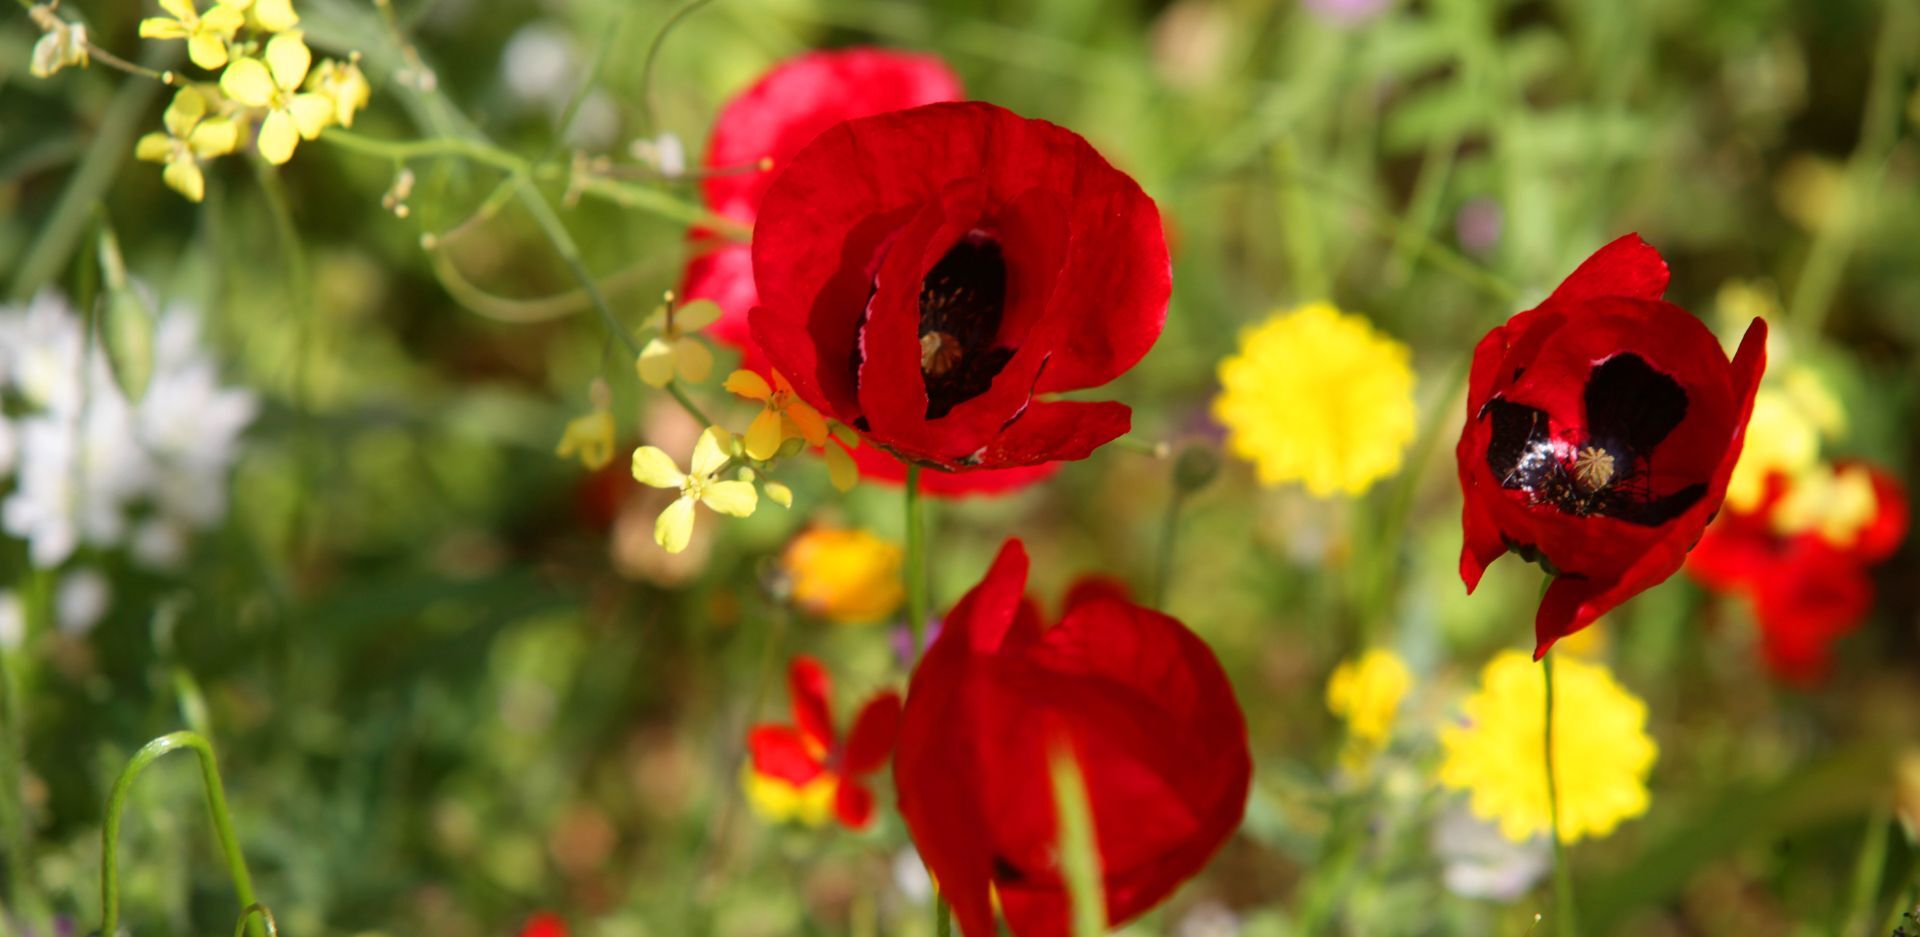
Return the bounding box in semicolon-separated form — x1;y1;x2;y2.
2;0;1918;934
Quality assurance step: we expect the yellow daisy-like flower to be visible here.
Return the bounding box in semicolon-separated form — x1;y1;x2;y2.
134;86;240;203
1327;648;1411;745
780;527;906;624
1212;302;1416;497
636;297;719;388
306;57;370;128
724;369;830;462
630;427;757;554
1439;651;1657;845
219;32;333;165
139;0;245;70
740;763;836;827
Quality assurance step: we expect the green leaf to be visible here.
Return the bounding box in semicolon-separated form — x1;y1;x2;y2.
1050;741;1107;937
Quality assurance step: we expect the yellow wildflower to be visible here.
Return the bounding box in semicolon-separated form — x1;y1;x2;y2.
555;381;616;470
138;0;245;70
824;425;860;493
1439;651;1657;845
227;0;298;33
724;369;829;461
1212;302;1416;497
740;763;836;827
306;56;370;127
630;427;757;554
636;296;718;388
134;86;241;203
219;32;333;165
780;527;906;624
1771;462;1881;548
1724;388;1820;513
1327;648;1411;744
29;5;89;78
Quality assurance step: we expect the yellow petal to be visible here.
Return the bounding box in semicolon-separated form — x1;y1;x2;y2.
636;337;676;388
187;117;240;157
723;369;772;402
263;32;311;91
198;5;245;36
654;497;696;554
135;133;175;163
186;31;230;70
287;92;333;139
162;158;206;202
744;407;784;462
672;298;722;333
157;0;197;22
219;57;276;108
701;480;759;518
784;401;830;447
139;18;190;39
673;336;713;384
249;0;299;32
765;482;793;509
255;107;298;164
630;446;684;489
826;442;858;493
163;88;206;136
691;427;731;479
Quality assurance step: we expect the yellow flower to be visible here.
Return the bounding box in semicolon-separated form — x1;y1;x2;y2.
724;369;829;461
219;32;333;165
636;297;718;388
1724;388;1820;513
1439;651;1657;845
780;527;905;624
134;86;241;203
555;384;616;471
306;57;370;127
227;0;299;33
741;763;836;827
1327;648;1411;745
138;0;245;70
1212;302;1416;497
29;5;89;78
1771;462;1881;548
629;427;757;554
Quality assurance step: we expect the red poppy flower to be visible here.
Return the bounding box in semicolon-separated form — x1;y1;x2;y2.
893;540;1248;937
849;443;1062;496
1688;463;1908;685
518;913;567;937
1457;234;1768;656
746;656;901;829
748;101;1171;473
681;48;964;361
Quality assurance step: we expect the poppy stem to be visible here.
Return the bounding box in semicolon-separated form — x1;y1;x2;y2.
905;464;931;654
1151;486;1184;610
1543;651;1580;937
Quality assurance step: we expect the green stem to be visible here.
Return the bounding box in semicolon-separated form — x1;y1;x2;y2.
639;0;719;136
936;899;952;937
233;902;280;937
100;731;264;937
904;464;930;653
1151;486;1185;610
1543;651;1579;937
0;622;24;911
1840;813;1891;936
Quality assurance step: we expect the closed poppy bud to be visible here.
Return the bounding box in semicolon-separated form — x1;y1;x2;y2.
1457;234;1768;657
893;540;1249;937
749;102;1170;474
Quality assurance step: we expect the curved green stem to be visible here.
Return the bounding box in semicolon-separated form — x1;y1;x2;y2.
639;0;718;136
1543;651;1579;937
234;902;280;937
100;731;264;937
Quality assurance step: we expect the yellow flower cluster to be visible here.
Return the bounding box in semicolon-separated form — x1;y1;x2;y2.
1213;302;1417;497
1439;651;1657;845
125;0;370;201
1326;648;1412;773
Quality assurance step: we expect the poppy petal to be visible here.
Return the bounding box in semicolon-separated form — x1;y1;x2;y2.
841;690;902;777
833;778;876;829
747;725;827;785
1545;233;1669;306
788;656;835;753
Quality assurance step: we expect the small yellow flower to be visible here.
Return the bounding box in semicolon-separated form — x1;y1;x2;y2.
630;427;757;554
555;383;616;471
724;369;829;461
226;0;299;33
824;424;861;494
306;57;370;127
1724;388;1820;514
1439;651;1657;845
134;86;241;203
138;0;245;71
741;763;836;827
29;5;89;78
219;32;333;165
1327;648;1411;746
1213;302;1416;497
1771;462;1882;548
636;297;719;388
780;527;905;624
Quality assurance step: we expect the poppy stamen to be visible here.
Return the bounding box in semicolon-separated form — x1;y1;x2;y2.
1573;446;1616;493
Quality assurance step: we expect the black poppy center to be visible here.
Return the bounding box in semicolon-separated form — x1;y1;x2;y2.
917;236;1013;419
1482;353;1706;526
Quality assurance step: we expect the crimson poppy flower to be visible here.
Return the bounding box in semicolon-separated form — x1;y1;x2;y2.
1457;234;1768;656
517;913;567;937
745;656;901;829
893;540;1248;937
748;101;1171;473
1688;463;1908;684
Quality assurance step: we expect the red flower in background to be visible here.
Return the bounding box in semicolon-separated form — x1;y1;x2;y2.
1457;234;1767;656
893;540;1248;937
1688;463;1908;684
746;656;901;829
518;913;567;937
749;102;1170;473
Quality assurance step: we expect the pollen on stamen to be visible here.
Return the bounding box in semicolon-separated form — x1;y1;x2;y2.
920;331;961;375
1573;446;1616;493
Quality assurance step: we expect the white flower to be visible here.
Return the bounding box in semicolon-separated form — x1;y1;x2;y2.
1431;806;1551;902
137;308;259;526
500;22;574;106
55;568;111;636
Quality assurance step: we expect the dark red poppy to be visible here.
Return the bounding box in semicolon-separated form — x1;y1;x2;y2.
518;913;567;937
681;48;963;357
746;656;901;829
1457;234;1768;657
893;540;1248;937
848;443;1062;496
1688;463;1908;685
749;101;1170;473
